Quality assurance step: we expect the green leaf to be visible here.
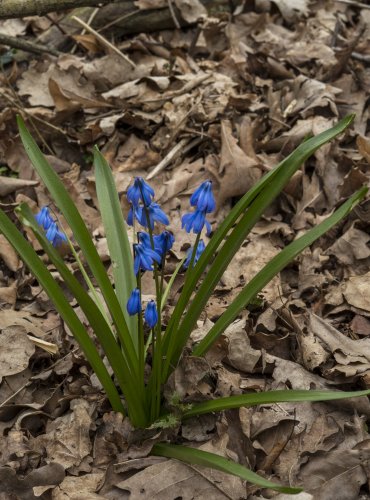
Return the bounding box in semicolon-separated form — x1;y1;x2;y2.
161;115;355;380
192;187;367;356
151;443;302;494
17;203;148;427
93;147;137;349
183;389;370;418
17;116;138;374
0;207;124;413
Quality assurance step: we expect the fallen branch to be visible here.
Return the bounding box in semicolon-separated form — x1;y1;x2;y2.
0;0;120;20
0;32;60;56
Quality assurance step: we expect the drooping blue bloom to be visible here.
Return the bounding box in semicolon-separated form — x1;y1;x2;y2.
127;177;155;207
133;243;161;275
153;230;175;256
181;209;211;235
45;222;67;247
127;204;143;226
183;239;206;269
35;206;54;230
138;202;169;230
127;288;142;315
190;181;215;213
144;300;158;328
138;231;152;248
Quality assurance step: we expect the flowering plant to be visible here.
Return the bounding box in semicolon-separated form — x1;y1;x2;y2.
0;115;369;494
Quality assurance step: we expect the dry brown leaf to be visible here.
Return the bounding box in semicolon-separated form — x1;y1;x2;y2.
343;273;370;313
0;177;39;196
0;463;65;500
309;313;370;379
0;234;20;271
0;326;35;377
210;120;261;207
326;223;370;266
298;444;370;500
33;399;93;470
51;472;104;500
271;0;310;21
357;135;370;163
174;0;207;23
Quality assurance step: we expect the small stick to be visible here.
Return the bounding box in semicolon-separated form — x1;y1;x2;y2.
167;0;181;29
0;32;60;57
334;0;370;9
147;138;189;180
71;15;136;68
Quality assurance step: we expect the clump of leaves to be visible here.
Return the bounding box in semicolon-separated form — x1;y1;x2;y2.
0;115;369;494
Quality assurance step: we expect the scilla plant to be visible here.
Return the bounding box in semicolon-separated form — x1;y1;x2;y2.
0;115;369;494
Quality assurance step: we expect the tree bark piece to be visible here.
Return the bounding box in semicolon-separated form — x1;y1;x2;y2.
0;0;120;20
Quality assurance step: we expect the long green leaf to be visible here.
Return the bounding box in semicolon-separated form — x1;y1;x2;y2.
192;187;367;357
17;204;148;427
17;116;138;371
183;389;370;418
0;208;124;413
93;147;137;347
161;115;355;379
152;443;302;494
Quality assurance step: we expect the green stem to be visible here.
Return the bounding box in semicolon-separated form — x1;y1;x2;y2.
162;233;201;380
136;271;145;389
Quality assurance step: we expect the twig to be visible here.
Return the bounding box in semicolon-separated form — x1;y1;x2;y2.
167;0;181;29
0;32;60;57
0;0;118;20
97;9;138;33
71;15;136;68
351;51;370;63
147;136;203;180
334;0;370;9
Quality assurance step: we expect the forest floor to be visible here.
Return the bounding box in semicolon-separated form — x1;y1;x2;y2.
0;1;370;498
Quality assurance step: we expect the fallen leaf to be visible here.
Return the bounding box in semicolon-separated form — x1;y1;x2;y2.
0;463;64;500
174;0;207;23
0;177;39;196
210;120;261;207
0;326;35;377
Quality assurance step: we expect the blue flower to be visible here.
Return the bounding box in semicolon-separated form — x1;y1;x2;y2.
181;209;211;235
127;204;143;226
138;231;151;248
127;288;142;315
127;177;154;207
190;181;215;213
144;300;158;328
138;202;169;230
183;239;206;269
35;206;54;230
133;243;161;275
153;230;174;256
45;222;67;247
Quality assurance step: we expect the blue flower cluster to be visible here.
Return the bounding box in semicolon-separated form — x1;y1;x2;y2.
127;177;169;230
125;177;215;330
35;207;67;247
182;181;215;235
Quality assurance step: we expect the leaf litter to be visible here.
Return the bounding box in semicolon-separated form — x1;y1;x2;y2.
0;0;370;498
